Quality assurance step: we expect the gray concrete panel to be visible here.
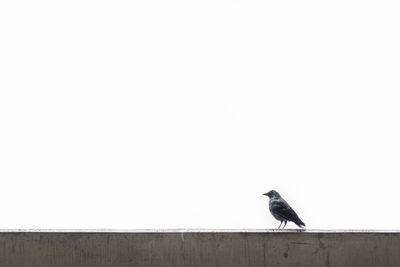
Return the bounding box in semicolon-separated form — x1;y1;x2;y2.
0;230;399;267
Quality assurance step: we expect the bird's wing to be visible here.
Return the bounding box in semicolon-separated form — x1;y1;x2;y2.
270;200;300;222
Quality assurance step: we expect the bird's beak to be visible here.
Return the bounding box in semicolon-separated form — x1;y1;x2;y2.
263;193;268;196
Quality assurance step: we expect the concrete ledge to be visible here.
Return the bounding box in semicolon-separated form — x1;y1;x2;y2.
1;230;399;267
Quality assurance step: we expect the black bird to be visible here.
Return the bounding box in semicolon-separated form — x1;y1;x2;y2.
263;190;305;229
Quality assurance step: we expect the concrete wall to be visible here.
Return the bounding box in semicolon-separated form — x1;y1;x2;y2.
0;230;399;267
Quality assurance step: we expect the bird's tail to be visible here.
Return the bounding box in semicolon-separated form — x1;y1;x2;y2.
294;218;306;228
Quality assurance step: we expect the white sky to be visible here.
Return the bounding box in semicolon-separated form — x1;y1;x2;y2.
1;0;399;230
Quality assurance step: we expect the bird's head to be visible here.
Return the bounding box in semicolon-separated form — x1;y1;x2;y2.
263;190;280;198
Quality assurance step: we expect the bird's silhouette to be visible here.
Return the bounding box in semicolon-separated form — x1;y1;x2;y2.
263;190;305;229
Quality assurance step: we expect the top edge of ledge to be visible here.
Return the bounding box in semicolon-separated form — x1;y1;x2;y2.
1;229;400;233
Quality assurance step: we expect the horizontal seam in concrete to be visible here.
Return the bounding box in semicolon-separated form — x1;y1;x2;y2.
1;229;400;233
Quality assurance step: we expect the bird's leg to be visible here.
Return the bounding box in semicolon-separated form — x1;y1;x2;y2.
278;221;283;229
283;221;287;229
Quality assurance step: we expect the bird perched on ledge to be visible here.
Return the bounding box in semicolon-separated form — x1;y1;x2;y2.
263;190;305;229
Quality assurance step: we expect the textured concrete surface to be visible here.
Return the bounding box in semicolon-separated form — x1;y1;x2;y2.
0;230;399;267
